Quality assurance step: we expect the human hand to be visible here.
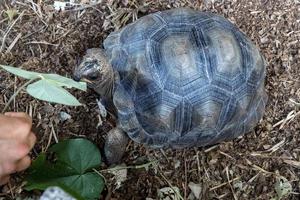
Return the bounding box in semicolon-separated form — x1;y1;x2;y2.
0;112;36;185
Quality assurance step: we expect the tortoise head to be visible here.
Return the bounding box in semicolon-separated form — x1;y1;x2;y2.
73;48;114;97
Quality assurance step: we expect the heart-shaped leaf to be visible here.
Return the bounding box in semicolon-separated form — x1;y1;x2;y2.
26;79;82;106
49;139;102;173
25;139;105;200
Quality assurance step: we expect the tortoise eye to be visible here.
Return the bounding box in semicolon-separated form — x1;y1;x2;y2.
85;60;98;69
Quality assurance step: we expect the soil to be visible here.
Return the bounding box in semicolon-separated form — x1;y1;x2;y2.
0;0;299;199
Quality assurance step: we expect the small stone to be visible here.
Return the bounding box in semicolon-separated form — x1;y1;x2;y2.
59;111;71;122
40;187;75;200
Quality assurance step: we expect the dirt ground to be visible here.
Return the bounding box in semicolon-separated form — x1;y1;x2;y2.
0;0;299;199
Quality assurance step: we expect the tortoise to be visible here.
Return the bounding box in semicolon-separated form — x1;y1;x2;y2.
73;8;267;164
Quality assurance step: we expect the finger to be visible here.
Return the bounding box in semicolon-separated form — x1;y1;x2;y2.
0;141;29;162
0;162;16;176
4;112;32;124
27;132;37;150
0;115;32;140
0;175;10;186
15;156;31;172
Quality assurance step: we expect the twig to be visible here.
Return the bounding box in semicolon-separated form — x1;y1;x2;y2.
2;78;37;113
253;165;272;174
264;138;286;153
195;150;202;181
0;18;8;25
66;2;103;13
209;177;240;191
25;41;59;46
0;11;24;52
289;98;300;107
249;153;292;160
160;148;170;162
273;110;300;129
25;0;43;17
23;0;48;26
225;166;238;200
203;166;210;180
219;151;235;160
93;168;107;184
6;32;22;53
158;168;184;200
283;160;300;168
50;122;59;143
204;144;219;152
45;126;53;152
247;172;260;183
184;151;187;200
7;180;15;199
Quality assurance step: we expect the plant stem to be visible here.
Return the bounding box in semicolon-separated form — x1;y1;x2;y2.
99;160;158;173
2;78;38;113
93;168;107;184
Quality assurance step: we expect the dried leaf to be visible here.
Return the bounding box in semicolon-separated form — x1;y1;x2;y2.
5;9;18;21
188;182;202;199
274;176;292;200
158;187;182;200
107;164;128;189
283;159;300;168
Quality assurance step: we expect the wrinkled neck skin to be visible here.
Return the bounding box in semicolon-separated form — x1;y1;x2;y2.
93;67;117;118
93;62;115;101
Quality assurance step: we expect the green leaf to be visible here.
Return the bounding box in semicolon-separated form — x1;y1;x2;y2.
43;74;87;91
25;154;84;200
0;65;87;91
1;65;86;108
26;79;82;106
0;65;40;79
50;139;101;173
25;139;105;200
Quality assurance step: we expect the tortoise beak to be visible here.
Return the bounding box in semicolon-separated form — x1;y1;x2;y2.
73;73;81;82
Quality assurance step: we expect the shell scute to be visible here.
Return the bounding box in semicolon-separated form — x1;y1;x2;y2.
104;8;267;148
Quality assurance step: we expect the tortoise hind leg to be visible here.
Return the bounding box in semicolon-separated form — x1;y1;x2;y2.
104;128;128;164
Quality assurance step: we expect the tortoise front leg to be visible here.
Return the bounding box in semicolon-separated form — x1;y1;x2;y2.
104;127;128;164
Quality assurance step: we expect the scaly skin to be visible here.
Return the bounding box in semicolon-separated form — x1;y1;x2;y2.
74;48;128;164
104;128;129;164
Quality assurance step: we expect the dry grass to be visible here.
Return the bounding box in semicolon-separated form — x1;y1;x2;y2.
0;0;300;199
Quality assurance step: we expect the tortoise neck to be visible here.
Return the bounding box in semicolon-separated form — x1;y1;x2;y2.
94;64;114;100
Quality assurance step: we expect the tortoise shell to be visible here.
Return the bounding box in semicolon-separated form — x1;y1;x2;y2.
103;8;267;148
